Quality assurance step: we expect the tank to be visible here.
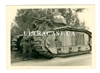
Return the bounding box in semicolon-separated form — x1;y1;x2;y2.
11;15;92;59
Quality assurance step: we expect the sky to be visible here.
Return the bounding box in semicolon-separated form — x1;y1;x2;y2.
78;8;94;32
7;7;94;32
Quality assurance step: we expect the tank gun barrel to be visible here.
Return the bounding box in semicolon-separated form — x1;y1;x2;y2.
32;16;50;22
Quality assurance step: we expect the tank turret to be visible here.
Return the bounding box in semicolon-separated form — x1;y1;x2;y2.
52;10;67;24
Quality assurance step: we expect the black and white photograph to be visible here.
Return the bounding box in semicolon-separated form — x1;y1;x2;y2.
6;5;95;68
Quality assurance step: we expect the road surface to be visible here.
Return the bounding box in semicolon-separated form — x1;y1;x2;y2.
11;54;92;66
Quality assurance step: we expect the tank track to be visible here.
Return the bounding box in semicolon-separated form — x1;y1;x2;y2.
54;50;91;57
38;51;54;59
35;46;54;59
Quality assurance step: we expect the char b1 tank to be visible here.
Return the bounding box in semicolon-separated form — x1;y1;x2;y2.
11;11;92;59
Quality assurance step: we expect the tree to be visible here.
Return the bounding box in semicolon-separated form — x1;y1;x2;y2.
11;8;87;36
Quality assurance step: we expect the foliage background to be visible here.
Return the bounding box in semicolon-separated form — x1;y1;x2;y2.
11;8;87;37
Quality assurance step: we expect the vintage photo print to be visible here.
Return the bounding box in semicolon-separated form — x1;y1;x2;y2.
6;5;95;69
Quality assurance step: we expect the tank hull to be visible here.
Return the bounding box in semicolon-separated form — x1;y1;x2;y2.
31;27;92;58
11;27;92;59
